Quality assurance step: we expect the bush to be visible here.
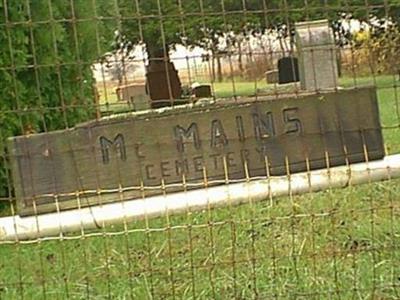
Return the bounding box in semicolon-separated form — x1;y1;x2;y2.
0;1;114;206
343;24;400;77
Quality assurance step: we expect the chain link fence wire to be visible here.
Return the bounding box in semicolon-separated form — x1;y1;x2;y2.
1;0;400;299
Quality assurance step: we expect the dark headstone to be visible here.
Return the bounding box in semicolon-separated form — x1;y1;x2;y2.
146;60;182;109
192;85;212;98
278;57;300;84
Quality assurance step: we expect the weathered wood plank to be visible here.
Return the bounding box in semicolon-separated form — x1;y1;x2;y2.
8;87;384;215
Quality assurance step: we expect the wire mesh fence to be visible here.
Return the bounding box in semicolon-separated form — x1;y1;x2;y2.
1;0;400;299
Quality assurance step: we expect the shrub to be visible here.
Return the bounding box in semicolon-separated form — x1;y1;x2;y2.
0;1;114;205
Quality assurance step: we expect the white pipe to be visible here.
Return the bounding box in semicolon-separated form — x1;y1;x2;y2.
1;154;400;241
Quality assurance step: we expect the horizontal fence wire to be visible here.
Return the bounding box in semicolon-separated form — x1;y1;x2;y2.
0;0;400;299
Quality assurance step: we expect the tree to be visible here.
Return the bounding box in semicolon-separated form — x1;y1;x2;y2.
117;0;266;83
0;0;115;206
115;0;400;63
103;34;139;85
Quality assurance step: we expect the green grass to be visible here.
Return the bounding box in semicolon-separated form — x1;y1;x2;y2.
1;181;399;299
1;75;400;299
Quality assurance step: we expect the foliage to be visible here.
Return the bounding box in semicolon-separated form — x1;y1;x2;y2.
343;13;400;76
117;0;266;57
118;0;182;57
116;0;399;70
367;19;400;75
103;34;139;85
0;1;115;199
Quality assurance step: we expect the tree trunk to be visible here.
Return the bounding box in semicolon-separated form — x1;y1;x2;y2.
238;42;244;75
278;36;285;58
216;52;223;83
211;51;216;82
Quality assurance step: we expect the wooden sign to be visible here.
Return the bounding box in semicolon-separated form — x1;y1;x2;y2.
8;87;384;215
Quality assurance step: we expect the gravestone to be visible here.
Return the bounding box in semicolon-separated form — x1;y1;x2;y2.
278;57;300;84
116;83;150;111
192;84;212;98
8;87;384;216
146;60;182;109
265;69;279;84
295;19;339;91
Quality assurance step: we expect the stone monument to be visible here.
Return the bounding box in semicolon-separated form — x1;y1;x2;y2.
9;87;384;215
265;69;279;84
295;19;338;91
116;83;150;111
146;59;182;108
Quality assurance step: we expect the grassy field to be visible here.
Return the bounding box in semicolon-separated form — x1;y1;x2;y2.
1;75;400;299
